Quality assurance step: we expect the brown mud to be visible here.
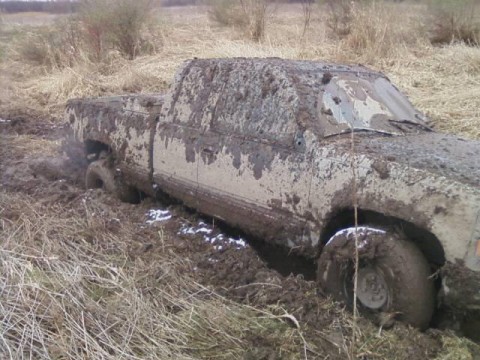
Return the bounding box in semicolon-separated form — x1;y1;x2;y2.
0;109;61;138
1;118;480;359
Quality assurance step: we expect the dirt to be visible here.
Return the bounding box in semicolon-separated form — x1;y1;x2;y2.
0;110;61;138
1;118;479;359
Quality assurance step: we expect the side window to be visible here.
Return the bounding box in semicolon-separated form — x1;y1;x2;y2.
209;62;299;146
161;59;301;146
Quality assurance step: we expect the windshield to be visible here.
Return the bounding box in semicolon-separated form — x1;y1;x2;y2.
319;74;429;136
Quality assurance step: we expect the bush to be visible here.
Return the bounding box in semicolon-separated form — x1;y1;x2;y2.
339;1;422;61
109;0;154;59
428;0;480;46
208;0;247;27
17;0;156;67
79;0;154;60
320;0;356;37
208;0;271;42
17;19;83;69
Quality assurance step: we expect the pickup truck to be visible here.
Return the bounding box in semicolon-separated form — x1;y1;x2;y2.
65;58;480;330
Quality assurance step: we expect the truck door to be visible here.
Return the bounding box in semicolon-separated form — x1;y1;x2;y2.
193;61;314;247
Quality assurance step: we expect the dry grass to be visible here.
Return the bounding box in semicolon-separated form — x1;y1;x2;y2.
78;0;155;60
428;0;480;46
340;2;427;62
208;0;273;42
0;133;316;358
0;189;311;359
0;12;60;27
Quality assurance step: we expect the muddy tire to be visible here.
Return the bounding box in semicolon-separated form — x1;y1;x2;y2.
317;227;435;330
85;159;139;203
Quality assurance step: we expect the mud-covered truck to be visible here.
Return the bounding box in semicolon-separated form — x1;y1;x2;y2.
66;58;480;330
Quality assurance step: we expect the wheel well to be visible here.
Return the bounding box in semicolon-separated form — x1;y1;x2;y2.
320;208;446;267
85;140;111;160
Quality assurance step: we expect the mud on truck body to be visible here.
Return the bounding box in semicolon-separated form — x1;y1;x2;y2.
66;58;480;330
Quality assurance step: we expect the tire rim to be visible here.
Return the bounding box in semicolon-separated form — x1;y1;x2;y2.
355;266;389;310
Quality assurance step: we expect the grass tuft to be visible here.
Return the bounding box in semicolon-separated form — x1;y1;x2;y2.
208;0;272;42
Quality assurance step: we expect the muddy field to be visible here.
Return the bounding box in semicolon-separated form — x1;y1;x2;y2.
1;2;480;359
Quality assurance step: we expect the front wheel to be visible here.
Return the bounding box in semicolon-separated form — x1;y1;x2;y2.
85;158;139;203
317;227;435;330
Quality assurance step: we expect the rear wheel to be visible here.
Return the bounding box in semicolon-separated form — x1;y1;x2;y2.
85;158;139;203
317;227;435;330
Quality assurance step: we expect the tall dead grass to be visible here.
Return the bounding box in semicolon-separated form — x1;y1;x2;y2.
208;0;273;42
16;19;85;69
79;0;155;60
0;190;308;359
335;2;427;62
14;0;157;69
321;0;355;37
428;0;480;46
